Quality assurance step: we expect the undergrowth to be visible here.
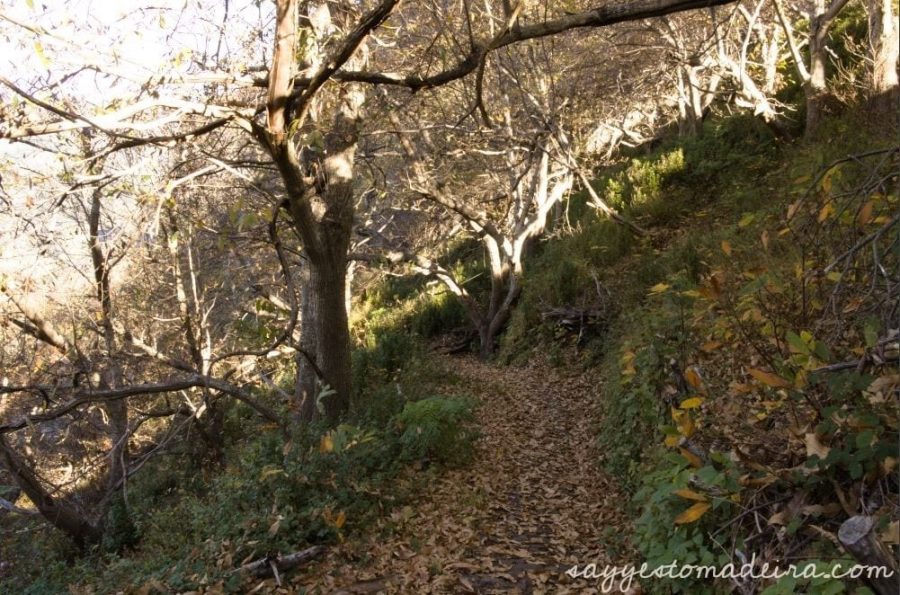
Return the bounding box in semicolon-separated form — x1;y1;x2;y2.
4;281;478;594
499;107;898;593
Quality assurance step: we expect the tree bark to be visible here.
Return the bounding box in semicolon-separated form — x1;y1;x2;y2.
868;0;900;115
302;257;352;421
838;515;899;595
806;1;828;136
260;0;380;424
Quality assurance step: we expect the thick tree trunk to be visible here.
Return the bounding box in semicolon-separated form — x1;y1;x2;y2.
868;0;900;114
302;256;352;422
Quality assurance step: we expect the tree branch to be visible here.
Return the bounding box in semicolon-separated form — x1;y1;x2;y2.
0;375;284;434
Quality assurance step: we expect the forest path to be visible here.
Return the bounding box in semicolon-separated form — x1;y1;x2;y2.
295;354;630;594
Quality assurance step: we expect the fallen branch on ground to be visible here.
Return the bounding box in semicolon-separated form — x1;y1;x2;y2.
231;546;325;584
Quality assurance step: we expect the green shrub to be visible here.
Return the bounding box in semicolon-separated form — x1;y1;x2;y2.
633;460;736;594
412;289;468;338
394;396;477;466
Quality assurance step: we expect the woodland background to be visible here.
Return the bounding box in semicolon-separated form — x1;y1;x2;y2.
0;0;897;592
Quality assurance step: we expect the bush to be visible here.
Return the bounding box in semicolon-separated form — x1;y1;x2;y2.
394;396;477;466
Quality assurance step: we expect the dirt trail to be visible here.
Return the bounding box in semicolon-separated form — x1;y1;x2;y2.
296;355;630;594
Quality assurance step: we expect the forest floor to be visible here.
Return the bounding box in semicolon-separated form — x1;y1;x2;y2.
292;354;632;594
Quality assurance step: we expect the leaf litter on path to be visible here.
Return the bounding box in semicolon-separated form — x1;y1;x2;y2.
293;354;633;594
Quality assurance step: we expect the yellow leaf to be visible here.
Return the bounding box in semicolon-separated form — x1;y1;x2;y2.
761;230;769;251
826;271;841;282
671;408;695;438
679;447;703;468
334;510;346;529
680;397;704;409
664;434;681;447
33;42;50;67
674;489;708;502
319;434;334;453
268;517;281;537
748;368;792;389
259;466;286;480
648;282;670;295
721;240;732;257
674;502;711;524
857;200;874;226
818;202;834;223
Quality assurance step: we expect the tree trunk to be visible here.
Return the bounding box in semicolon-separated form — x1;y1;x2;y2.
88;188;129;499
0;435;101;547
301;256;352;422
296;261;318;422
868;0;900;114
806;2;828;136
803;0;853;136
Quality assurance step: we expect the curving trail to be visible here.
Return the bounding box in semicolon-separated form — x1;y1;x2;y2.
295;355;631;594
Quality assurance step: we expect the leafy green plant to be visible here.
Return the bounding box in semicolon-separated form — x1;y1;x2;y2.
394;396;478;466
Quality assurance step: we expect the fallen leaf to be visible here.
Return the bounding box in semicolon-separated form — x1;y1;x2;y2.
674;489;708;502
679;447;703;468
700;341;722;353
748;368;792;388
649;282;670;295
334;510;346;529
679;397;704;410
857;200;874;226
804;433;830;459
880;521;899;545
684;366;704;391
674;502;710;524
721;240;732;256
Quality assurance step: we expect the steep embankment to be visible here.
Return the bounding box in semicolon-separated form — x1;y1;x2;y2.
293;354;630;594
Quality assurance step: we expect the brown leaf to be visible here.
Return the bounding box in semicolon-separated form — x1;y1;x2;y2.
721;240;732;256
679;447;703;468
683;366;704;392
880;520;899;545
748;368;792;388
700;341;722;353
804;433;830;459
857;200;874;226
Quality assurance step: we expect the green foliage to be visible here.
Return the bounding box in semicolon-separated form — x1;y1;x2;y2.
411;289;467;338
497;107;896;594
394;396;477;466
633;461;736;594
101;494;139;553
600;148;685;211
